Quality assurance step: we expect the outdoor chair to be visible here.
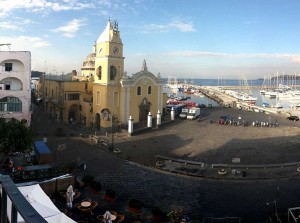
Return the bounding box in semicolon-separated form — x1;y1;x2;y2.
75;203;81;209
116;214;125;223
74;191;81;199
79;206;92;215
97;215;104;221
110;210;118;216
90;201;98;210
59;191;66;198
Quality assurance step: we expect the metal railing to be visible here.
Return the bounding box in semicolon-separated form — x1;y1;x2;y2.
0;175;47;223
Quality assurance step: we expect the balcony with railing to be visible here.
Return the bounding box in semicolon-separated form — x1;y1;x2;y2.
0;175;47;223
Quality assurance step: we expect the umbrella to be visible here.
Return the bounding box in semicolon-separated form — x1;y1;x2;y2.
66;185;75;209
103;210;113;223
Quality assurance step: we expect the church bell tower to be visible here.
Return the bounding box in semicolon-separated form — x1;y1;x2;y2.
93;20;124;129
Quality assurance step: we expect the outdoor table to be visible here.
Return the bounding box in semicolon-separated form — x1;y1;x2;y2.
81;201;91;208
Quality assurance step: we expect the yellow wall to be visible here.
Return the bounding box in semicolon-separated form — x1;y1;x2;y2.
129;79;159;122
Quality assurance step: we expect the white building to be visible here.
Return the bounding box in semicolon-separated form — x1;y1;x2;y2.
0;51;32;125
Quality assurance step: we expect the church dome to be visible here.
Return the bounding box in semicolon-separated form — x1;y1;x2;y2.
82;53;95;70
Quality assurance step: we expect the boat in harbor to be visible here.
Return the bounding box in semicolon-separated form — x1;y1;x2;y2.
167;100;198;107
241;94;257;104
174;96;189;101
289;103;300;109
260;90;266;95
194;92;205;97
272;102;283;109
262;102;270;108
265;91;277;98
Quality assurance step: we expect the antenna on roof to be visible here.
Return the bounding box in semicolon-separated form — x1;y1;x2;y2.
0;43;11;51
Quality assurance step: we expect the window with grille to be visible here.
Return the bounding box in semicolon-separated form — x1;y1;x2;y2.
148;86;152;95
5;63;12;71
67;93;79;100
0;97;22;111
137;86;141;96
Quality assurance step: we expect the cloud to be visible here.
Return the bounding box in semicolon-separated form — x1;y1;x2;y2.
0;36;50;50
168;51;300;63
0;22;19;30
19;36;51;48
51;19;86;38
170;20;196;32
0;0;94;17
0;19;33;31
142;19;196;33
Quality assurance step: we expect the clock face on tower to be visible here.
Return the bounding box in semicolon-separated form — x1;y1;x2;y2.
113;46;119;54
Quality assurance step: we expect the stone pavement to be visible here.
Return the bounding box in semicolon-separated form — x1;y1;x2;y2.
32;105;300;223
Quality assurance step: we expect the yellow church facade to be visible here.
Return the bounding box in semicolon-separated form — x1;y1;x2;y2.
36;20;166;131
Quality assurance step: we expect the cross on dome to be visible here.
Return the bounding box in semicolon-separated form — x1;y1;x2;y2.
141;59;148;72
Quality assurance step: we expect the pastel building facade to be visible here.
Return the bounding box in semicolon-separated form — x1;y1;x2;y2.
0;51;32;124
36;20;165;131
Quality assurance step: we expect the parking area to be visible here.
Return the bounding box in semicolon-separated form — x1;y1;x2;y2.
110;107;300;168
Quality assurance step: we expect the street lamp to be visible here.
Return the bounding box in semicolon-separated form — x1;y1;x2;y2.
111;114;119;151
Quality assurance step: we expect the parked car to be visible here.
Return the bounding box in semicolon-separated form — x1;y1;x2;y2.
287;115;299;121
218;115;231;125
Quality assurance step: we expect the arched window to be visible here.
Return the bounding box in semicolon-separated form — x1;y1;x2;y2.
113;92;119;107
96;91;100;105
137;86;141;96
96;66;102;80
0;97;22;112
148;86;152;95
110;66;117;80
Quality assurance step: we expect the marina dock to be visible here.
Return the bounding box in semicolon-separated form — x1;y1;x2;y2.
198;86;299;116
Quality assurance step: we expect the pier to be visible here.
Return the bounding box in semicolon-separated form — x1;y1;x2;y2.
198;86;238;107
197;86;297;116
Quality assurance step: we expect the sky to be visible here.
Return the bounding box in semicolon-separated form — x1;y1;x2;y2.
1;0;300;79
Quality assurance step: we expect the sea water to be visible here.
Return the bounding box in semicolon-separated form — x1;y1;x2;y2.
163;78;300;108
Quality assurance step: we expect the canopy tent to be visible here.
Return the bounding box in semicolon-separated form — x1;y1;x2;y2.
45;212;76;223
6;184;76;223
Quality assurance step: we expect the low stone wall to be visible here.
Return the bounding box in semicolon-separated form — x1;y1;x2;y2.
39;175;75;195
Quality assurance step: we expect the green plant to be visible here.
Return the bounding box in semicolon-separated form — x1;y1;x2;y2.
152;207;168;221
90;180;102;192
81;174;94;185
105;189;116;199
128;198;144;210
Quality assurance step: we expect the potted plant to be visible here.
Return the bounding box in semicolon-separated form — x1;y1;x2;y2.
103;189;116;202
81;174;94;187
128;198;144;213
113;148;121;154
152;207;168;222
90;180;102;195
155;160;164;167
